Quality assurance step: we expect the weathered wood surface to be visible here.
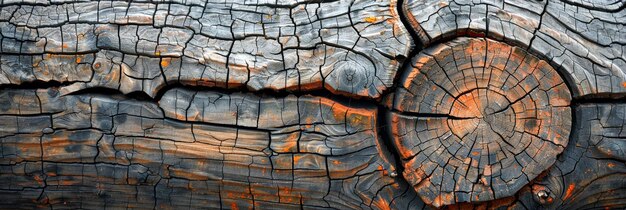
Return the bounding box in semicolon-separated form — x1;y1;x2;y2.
0;87;426;209
389;37;572;207
403;0;626;97
513;104;626;209
0;0;411;98
1;0;625;209
442;104;626;209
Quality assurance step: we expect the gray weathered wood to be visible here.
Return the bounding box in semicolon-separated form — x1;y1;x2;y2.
0;0;412;98
1;0;625;209
457;104;626;209
389;37;572;207
513;103;626;209
403;0;626;98
0;87;424;209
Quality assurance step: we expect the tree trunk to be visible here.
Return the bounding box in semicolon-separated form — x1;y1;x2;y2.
1;0;625;209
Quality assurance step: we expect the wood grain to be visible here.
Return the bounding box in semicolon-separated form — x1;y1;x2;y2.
0;87;425;209
0;0;412;98
0;0;625;209
437;104;626;209
403;0;626;98
390;37;571;207
514;103;626;209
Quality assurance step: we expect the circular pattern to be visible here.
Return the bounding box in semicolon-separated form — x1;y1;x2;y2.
448;89;517;144
389;38;572;207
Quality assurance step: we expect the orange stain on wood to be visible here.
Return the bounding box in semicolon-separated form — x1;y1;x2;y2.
279;187;292;195
282;132;299;152
432;194;453;207
325;99;347;120
433;195;442;207
230;202;239;210
364;16;377;23
622;82;626;88
34;175;44;185
160;58;170;67
75;57;81;63
372;199;391;210
304;116;313;125
295;80;323;92
279;186;295;203
445;193;453;203
348;114;366;127
563;183;575;200
61;180;74;185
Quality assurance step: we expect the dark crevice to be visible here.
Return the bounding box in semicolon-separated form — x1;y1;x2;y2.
0;81;381;111
370;0;426;190
389;110;478;120
384;0;423;98
393;2;586;100
66;87;154;102
396;0;424;53
558;0;626;13
0;80;76;91
571;93;626;104
151;82;379;109
376;104;404;175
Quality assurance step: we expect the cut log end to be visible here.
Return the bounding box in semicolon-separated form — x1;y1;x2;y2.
391;37;572;207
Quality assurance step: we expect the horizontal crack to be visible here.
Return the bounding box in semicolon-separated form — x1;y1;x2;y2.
388;110;476;120
0;81;380;109
572;93;626;104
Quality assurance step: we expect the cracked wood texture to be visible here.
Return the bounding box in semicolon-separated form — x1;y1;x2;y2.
0;88;425;209
1;0;626;209
0;0;411;98
514;104;626;209
403;0;626;97
452;104;626;209
390;37;572;207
